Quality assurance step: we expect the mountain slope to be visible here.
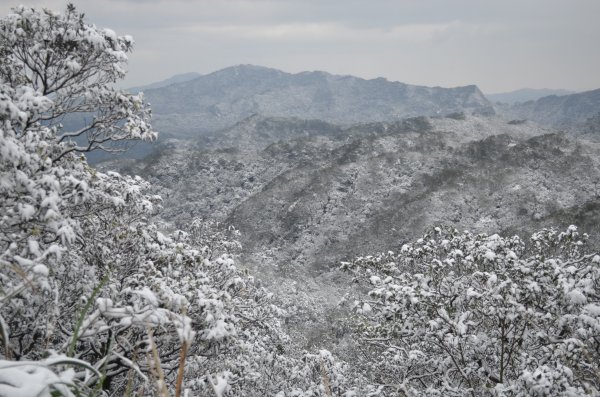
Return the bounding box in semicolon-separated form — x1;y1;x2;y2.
120;117;595;273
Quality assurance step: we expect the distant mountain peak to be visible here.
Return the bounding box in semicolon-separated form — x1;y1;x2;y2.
215;64;286;76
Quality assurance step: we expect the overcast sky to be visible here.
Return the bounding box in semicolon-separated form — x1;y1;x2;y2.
1;0;598;93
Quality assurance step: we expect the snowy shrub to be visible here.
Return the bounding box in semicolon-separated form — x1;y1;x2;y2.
342;225;600;396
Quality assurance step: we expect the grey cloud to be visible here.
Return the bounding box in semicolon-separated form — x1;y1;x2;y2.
0;0;598;92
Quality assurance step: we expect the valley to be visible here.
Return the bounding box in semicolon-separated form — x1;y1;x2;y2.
102;66;600;352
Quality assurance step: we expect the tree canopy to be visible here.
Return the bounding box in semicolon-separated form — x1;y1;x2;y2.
342;226;600;396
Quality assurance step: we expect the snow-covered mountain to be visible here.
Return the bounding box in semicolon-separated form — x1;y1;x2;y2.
142;65;495;138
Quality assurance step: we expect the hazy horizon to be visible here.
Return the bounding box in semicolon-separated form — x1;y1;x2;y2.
0;0;598;93
127;64;589;96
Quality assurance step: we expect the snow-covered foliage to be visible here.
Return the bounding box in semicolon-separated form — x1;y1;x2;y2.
342;225;600;396
0;4;359;396
0;4;156;155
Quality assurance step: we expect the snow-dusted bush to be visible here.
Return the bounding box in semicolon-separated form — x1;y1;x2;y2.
342;225;600;396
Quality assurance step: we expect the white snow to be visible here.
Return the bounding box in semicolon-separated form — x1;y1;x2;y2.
567;289;587;305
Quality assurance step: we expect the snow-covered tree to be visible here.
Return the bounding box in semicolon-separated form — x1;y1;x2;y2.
0;4;188;395
342;225;600;396
0;5;359;396
0;4;156;156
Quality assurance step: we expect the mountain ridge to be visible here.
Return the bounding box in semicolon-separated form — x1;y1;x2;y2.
128;72;202;93
506;88;600;127
140;64;495;138
486;88;576;104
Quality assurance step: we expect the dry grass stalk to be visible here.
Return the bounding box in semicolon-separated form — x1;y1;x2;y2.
174;340;189;397
147;327;169;397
